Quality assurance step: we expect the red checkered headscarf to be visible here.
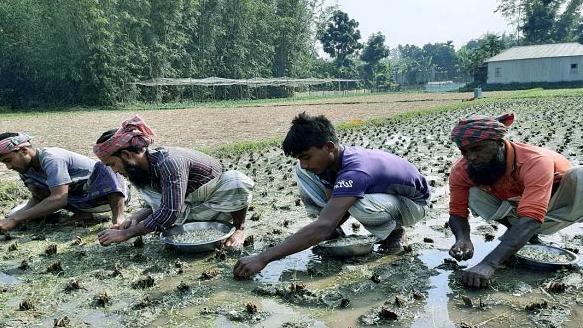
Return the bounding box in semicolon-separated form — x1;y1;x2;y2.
93;115;155;160
451;113;514;148
0;133;33;156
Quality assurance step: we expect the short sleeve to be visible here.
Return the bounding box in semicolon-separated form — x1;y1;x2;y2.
516;156;555;222
448;159;473;218
41;154;72;188
330;170;369;198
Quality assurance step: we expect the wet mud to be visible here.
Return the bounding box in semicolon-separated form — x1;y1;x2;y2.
1;97;583;327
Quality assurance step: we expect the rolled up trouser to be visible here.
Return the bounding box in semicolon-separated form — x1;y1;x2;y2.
137;170;254;225
295;165;427;240
468;166;583;235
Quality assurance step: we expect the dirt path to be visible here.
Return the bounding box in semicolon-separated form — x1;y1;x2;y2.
0;92;476;156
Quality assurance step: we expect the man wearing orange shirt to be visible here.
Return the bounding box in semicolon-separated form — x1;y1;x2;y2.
447;113;583;288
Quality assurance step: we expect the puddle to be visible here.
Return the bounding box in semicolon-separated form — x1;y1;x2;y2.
255;248;321;284
3;97;583;327
215;299;327;327
0;272;21;285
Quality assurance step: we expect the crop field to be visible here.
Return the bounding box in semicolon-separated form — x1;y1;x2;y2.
1;90;583;327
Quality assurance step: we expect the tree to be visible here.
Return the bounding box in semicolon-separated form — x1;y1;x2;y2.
0;0;323;107
422;41;457;81
553;0;583;41
360;32;389;89
456;33;508;83
392;44;429;85
496;0;583;44
318;10;362;68
520;0;563;44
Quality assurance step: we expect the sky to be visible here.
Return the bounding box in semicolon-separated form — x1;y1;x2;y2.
324;0;513;50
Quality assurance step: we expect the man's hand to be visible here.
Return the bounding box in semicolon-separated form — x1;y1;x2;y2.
0;218;18;232
98;229;130;246
224;229;245;248
449;239;474;261
462;262;495;288
233;255;267;279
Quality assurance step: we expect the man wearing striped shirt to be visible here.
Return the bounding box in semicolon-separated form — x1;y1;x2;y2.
94;116;254;247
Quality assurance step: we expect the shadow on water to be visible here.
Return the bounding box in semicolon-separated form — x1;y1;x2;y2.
410;234;498;328
254;248;322;284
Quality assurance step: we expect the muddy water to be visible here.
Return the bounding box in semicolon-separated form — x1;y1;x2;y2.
2;97;583;327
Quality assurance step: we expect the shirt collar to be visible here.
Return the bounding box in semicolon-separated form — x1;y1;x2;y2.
503;139;515;177
146;148;163;179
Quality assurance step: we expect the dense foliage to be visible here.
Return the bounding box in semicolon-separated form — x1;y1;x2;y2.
0;0;321;107
2;1;582;108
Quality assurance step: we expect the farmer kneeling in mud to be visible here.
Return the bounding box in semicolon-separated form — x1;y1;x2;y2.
94;115;254;248
234;112;430;279
447;113;583;288
0;132;128;232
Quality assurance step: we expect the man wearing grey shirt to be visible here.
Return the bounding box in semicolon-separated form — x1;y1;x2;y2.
0;132;128;231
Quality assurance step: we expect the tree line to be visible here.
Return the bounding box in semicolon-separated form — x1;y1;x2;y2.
1;0;582;108
0;0;321;107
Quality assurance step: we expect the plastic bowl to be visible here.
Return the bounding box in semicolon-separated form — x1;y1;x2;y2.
160;221;235;254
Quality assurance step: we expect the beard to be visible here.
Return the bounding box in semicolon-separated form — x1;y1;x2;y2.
123;160;150;188
467;150;506;186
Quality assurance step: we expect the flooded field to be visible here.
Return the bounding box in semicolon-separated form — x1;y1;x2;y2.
1;95;583;327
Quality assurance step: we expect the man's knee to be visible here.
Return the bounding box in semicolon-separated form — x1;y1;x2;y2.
562;166;583;183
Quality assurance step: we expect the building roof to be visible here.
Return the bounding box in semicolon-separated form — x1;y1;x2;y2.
485;43;583;62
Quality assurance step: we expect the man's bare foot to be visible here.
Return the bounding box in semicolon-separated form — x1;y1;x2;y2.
224;229;245;248
378;227;405;254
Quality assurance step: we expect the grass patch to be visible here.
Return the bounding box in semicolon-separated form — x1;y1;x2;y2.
2;88;582;119
210;138;282;158
0;180;28;205
491;87;583;99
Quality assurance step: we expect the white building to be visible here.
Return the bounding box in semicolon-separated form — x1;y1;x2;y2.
485;43;583;84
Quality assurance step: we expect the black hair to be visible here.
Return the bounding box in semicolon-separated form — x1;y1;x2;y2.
96;129;144;156
0;132;19;141
282;112;338;157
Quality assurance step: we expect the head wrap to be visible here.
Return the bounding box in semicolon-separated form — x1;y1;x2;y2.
451;113;514;148
0;133;33;156
93;115;155;160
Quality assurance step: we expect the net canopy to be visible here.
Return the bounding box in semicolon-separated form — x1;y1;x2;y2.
131;77;359;87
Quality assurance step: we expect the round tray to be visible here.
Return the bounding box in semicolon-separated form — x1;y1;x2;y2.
515;244;579;271
160;221;235;254
314;235;379;257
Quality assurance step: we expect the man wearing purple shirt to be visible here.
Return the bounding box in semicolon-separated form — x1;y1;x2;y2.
234;113;430;279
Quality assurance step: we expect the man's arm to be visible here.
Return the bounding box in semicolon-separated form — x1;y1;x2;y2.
448;214;474;260
98;220;153;246
108;192;126;225
233;196;356;279
100;207;154;245
463;217;540;288
9;194;41;217
112;207;153;229
0;185;69;231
